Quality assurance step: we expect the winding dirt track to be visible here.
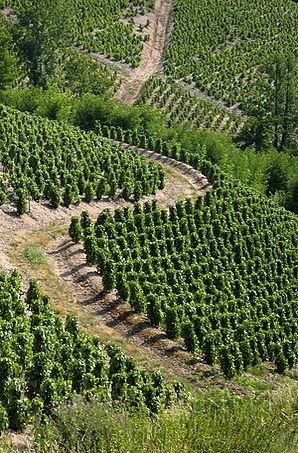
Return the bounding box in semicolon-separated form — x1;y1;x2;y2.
0;143;247;393
114;0;174;104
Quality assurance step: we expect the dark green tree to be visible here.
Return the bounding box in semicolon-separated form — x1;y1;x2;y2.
0;17;20;90
16;0;73;88
246;53;298;151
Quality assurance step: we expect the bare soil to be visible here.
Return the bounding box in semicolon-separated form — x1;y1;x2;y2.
114;0;174;104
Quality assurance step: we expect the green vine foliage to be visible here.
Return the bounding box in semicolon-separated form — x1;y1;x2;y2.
164;0;298;115
138;77;245;138
5;0;156;67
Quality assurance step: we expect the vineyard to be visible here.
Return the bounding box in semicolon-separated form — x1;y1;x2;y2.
163;0;298;112
0;271;181;431
0;0;297;450
72;174;298;377
1;0;156;67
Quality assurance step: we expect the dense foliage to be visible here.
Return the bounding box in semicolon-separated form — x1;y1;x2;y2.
74;175;298;377
0;271;182;431
31;389;298;452
0;104;165;213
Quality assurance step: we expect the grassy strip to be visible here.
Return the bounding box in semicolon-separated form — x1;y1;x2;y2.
31;387;298;452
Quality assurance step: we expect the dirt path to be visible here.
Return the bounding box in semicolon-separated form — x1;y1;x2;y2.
77;0;173;105
75;0;173;104
114;0;174;104
0;145;247;393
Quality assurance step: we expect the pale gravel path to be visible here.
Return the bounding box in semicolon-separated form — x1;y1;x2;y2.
114;0;174;104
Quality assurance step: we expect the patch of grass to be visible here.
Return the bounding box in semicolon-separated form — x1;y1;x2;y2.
233;375;273;392
24;243;48;264
246;363;268;376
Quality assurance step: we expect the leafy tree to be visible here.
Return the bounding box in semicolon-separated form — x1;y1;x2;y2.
285;181;298;213
248;54;298;151
0;17;20;90
16;0;74;88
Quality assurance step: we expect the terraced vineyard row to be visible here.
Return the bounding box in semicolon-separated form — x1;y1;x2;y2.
138;77;245;136
74;176;298;377
0;105;165;214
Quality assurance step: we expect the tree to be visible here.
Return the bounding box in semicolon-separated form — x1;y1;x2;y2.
0;17;20;90
246;53;298;151
265;159;288;196
16;0;73;88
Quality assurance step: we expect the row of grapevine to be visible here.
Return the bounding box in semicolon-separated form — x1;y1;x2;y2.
72;175;298;377
0;271;183;431
96;121;207;167
138;77;245;137
163;0;298;112
0;105;166;213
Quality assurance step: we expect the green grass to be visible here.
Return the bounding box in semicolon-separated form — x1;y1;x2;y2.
32;387;298;453
24;243;48;264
